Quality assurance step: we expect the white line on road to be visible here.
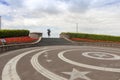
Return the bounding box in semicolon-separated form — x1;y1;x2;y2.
58;49;120;73
82;52;120;60
2;48;46;80
31;49;67;80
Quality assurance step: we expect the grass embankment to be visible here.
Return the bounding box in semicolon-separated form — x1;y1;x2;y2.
61;32;120;42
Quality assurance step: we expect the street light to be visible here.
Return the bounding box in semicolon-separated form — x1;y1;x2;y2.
76;23;78;33
0;16;1;29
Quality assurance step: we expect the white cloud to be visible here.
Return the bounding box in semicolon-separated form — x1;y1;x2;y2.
0;4;11;15
23;0;68;14
0;0;120;37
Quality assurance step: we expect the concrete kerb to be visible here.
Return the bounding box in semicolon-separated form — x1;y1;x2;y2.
60;34;77;44
0;33;42;53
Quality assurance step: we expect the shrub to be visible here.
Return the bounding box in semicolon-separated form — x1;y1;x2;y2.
0;30;30;38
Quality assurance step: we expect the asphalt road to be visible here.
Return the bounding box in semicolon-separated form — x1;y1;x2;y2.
0;45;120;80
0;38;120;80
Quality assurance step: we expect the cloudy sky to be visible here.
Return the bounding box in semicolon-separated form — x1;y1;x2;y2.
0;0;120;37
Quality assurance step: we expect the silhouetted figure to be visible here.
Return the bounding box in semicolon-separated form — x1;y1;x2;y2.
47;29;51;37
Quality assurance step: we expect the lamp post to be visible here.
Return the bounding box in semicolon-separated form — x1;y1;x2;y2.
76;23;78;33
0;16;1;30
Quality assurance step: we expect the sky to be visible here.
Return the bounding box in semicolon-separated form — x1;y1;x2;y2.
0;0;120;37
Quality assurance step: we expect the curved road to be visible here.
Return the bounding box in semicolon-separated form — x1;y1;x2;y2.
0;38;120;80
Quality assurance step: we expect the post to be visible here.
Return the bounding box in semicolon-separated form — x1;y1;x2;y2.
76;23;78;33
0;16;1;30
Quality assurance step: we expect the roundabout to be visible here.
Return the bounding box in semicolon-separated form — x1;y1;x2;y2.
0;45;120;80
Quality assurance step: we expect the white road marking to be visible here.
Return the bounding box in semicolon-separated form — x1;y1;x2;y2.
31;49;67;80
62;68;91;80
58;49;120;73
82;52;120;60
44;54;48;58
46;59;52;62
2;48;46;80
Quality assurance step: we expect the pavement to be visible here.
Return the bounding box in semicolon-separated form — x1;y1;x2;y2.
0;38;120;80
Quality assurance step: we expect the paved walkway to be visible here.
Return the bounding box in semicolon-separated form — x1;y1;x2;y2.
0;38;120;80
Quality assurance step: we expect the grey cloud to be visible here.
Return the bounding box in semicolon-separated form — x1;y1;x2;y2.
36;0;93;14
91;0;120;8
67;0;92;13
57;0;92;13
5;0;94;16
6;0;23;8
37;5;61;15
23;0;64;15
22;10;46;18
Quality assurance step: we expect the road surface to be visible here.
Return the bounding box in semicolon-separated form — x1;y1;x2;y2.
0;38;120;80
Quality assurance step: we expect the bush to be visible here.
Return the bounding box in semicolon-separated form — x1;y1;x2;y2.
0;30;30;38
61;32;120;42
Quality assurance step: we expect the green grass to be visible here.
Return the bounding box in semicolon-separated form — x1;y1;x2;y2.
61;32;120;42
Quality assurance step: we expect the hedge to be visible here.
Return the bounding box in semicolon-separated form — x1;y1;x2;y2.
0;30;30;38
61;32;120;42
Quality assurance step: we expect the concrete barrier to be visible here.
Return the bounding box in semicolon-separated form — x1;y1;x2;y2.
0;33;42;53
29;32;42;38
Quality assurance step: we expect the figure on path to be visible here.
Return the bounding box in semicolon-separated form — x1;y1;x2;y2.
47;29;51;37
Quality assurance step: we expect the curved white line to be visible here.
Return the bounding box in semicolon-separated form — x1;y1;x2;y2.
82;52;120;60
58;49;120;73
2;48;45;80
31;49;67;80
